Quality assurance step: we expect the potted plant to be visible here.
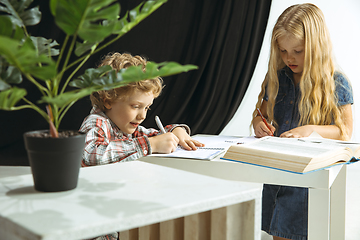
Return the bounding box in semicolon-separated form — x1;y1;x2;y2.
0;0;197;192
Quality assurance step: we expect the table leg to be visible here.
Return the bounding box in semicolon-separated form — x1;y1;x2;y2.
308;165;347;240
308;188;330;240
329;165;346;240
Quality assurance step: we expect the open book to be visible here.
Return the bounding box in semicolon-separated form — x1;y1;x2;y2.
221;136;360;173
149;135;252;160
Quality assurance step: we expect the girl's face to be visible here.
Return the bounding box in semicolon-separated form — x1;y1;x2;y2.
278;35;305;79
104;89;154;134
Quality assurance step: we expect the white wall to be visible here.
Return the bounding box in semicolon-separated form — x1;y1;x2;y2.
221;0;360;142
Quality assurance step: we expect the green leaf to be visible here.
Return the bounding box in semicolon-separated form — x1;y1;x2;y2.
117;62;198;82
0;0;41;27
113;0;167;36
0;36;56;80
74;40;97;57
93;70;121;89
30;36;59;57
0;65;22;88
73;0;168;56
40;87;96;107
0;15;13;37
12;24;25;40
49;0;58;16
0;87;27;110
0;79;11;90
69;65;112;88
52;0;120;42
155;62;198;77
0;13;25;40
72;61;197;89
44;61;197;108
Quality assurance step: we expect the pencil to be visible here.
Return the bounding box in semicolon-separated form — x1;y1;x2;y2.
256;108;274;136
155;115;166;134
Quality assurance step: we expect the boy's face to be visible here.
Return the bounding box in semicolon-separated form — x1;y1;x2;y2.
277;35;305;77
104;89;154;134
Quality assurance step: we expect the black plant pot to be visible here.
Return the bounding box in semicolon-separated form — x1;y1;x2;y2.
24;130;86;192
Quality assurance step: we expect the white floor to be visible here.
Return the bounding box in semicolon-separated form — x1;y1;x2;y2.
261;162;360;240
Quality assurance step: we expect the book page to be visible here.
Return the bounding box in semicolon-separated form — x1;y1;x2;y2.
299;136;360;155
244;137;346;158
191;135;257;147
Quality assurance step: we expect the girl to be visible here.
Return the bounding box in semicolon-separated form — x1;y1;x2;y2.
251;3;353;240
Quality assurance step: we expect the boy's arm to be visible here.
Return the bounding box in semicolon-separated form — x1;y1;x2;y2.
137;124;203;151
81;126;151;166
80;117;152;166
137;124;193;152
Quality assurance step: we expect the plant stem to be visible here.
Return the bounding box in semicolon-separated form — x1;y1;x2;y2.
57;34;122;92
64;33;124;73
55;34;78;97
60;53;91;95
58;101;76;125
63;34;78;73
53;35;70;95
52;105;60;129
22;98;49;122
56;35;69;70
25;74;50;96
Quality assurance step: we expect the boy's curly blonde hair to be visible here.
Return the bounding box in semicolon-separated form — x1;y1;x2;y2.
90;52;163;111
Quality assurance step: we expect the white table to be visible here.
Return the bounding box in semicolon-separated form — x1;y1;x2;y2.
0;161;261;240
141;135;348;240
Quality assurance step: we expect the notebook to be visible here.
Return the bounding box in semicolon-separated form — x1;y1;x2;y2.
149;135;255;160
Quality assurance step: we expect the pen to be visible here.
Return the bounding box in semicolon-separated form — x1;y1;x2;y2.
155;115;166;134
256;108;274;136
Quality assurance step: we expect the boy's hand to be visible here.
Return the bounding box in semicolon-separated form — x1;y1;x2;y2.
171;127;205;150
149;133;179;153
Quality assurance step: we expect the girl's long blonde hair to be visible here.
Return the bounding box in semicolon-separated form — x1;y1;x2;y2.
252;3;348;139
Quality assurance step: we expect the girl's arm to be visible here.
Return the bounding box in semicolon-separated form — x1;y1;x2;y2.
253;100;276;137
280;104;353;140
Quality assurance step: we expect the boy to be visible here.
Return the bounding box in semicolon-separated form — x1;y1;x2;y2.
80;52;203;167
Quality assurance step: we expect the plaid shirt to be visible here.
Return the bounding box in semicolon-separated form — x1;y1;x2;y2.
79;107;190;167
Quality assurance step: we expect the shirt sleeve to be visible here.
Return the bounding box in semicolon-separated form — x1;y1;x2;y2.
79;114;191;167
334;72;354;106
79;116;151;166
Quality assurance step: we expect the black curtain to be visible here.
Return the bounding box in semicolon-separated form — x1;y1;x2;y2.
0;0;271;165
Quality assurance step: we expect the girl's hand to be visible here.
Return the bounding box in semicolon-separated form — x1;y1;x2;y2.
148;133;179;153
253;116;275;137
280;125;314;138
172;127;205;150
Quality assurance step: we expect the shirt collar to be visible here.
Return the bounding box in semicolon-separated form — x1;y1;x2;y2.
279;66;294;80
91;106;132;139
